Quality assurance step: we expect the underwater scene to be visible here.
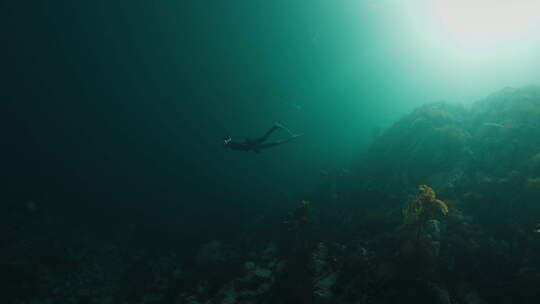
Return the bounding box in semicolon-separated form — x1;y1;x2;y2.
5;1;540;304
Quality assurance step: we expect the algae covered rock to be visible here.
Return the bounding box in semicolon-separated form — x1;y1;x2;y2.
469;86;540;171
364;102;470;194
362;86;540;201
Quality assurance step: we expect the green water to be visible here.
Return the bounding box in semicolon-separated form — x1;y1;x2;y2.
5;1;540;302
6;0;540;232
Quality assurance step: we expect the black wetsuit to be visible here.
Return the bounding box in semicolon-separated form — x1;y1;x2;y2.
226;125;285;153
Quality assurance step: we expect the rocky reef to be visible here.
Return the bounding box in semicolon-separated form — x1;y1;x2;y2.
5;86;540;303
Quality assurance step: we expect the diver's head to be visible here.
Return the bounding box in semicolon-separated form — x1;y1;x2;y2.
223;136;232;147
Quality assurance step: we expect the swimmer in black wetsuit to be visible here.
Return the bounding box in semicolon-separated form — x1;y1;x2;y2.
223;123;302;153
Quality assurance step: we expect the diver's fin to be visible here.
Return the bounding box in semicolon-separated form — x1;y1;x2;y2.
274;122;285;129
274;122;295;136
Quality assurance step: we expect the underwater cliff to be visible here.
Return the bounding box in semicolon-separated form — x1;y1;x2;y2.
5;86;540;303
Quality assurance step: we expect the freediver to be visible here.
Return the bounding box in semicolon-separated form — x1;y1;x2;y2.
223;123;302;153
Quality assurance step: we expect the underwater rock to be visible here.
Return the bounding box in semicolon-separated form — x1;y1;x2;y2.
221;287;237;304
310;242;341;302
244;261;256;272
311;242;329;274
359;85;540;205
425;219;442;241
261;242;277;262
313;272;338;300
428;283;452;304
215;252;284;303
463;290;486;304
249;264;272;279
364;101;470;192
470;86;540;174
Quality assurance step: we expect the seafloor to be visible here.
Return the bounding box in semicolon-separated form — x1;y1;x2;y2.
6;86;540;303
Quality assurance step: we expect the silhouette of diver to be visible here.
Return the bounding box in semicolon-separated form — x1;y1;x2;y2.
223;123;302;153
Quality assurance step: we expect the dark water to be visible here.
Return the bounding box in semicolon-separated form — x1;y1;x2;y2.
5;1;540;303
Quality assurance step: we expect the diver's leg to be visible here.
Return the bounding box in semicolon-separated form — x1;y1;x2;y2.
257;133;303;150
252;122;297;144
252;125;280;144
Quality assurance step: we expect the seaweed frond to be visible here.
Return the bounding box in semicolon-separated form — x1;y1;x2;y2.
403;185;448;225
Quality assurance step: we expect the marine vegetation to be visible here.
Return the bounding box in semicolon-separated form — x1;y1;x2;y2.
8;87;540;304
400;185;449;261
403;184;449;226
285;200;311;231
